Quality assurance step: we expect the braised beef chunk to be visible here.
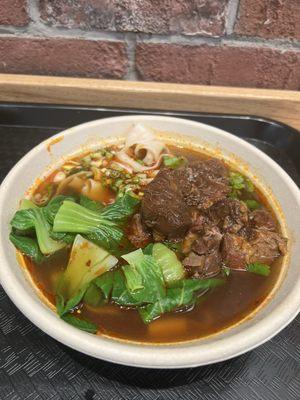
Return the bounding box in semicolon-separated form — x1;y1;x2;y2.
190;210;206;233
141;158;230;239
208;198;248;234
182;159;230;210
202;251;222;277
183;252;204;268
127;214;151;248
222;233;251;270
141;155;287;274
141;168;192;239
183;227;223;278
183;250;221;278
250;209;277;231
249;229;287;264
222;229;287;269
182;231;199;254
192;227;223;255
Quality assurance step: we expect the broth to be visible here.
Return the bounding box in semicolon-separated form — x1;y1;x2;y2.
22;145;284;344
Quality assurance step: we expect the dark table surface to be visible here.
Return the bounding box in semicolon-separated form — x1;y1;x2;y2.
0;104;299;400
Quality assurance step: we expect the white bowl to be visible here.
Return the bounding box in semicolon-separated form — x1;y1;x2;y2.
0;115;300;369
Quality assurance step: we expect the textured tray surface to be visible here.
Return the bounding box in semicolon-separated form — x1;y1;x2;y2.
0;105;299;400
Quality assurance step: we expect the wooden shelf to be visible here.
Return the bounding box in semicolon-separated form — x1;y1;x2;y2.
0;74;299;130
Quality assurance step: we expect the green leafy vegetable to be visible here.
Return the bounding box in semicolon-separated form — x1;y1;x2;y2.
143;243;154;255
81;249;225;325
122;249;165;304
55;288;65;317
60;284;88;316
247;263;270;276
122;264;144;292
163;155;187;169
10;209;35;232
152;243;185;283
111;270;142;306
43;195;76;225
100;193;140;224
53;193;139;252
61;314;98;333
19;199;38;210
11;207;65;255
162;241;183;255
53;200;123;250
55;235;117;321
9;232;44;264
168;278;225;292
139;278;224;324
83;283;104;307
80;195;104;212
60;234;118;300
244;199;261;211
94;272;114;300
49;230;76;244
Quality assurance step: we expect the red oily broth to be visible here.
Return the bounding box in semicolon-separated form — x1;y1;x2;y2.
24;145;283;343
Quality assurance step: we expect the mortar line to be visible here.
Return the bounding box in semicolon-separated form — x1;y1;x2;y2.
0;27;299;52
124;33;138;80
225;0;240;35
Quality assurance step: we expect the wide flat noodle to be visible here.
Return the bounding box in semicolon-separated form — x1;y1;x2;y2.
116;124;168;172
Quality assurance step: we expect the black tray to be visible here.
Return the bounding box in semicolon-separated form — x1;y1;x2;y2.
0;104;299;400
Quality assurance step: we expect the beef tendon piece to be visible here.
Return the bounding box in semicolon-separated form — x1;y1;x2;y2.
141;168;192;239
249;229;287;265
250;209;277;232
182;159;230;210
183;250;221;279
183;252;205;268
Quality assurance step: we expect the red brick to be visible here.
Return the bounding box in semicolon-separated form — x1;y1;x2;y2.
40;0;229;36
136;43;300;90
0;38;128;79
235;0;300;40
0;0;29;26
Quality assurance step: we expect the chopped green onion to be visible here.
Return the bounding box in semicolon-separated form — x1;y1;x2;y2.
244;199;261;211
229;172;254;193
163;155;187;169
229;172;245;190
244;178;254;192
222;266;231;276
247;263;270;276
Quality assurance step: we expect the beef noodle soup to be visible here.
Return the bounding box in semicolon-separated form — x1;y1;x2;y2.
9;124;287;343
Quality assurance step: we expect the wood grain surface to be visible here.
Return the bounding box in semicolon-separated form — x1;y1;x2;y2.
0;74;299;131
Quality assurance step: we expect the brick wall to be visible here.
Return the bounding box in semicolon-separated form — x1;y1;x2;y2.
0;0;299;90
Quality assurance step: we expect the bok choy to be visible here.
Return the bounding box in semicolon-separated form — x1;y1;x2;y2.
89;248;225;324
11;207;65;255
152;243;185;283
139;278;224;324
9;195;76;261
53;192;139;252
57;234;118;316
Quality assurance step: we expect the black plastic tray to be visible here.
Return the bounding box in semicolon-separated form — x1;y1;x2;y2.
0;104;299;400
